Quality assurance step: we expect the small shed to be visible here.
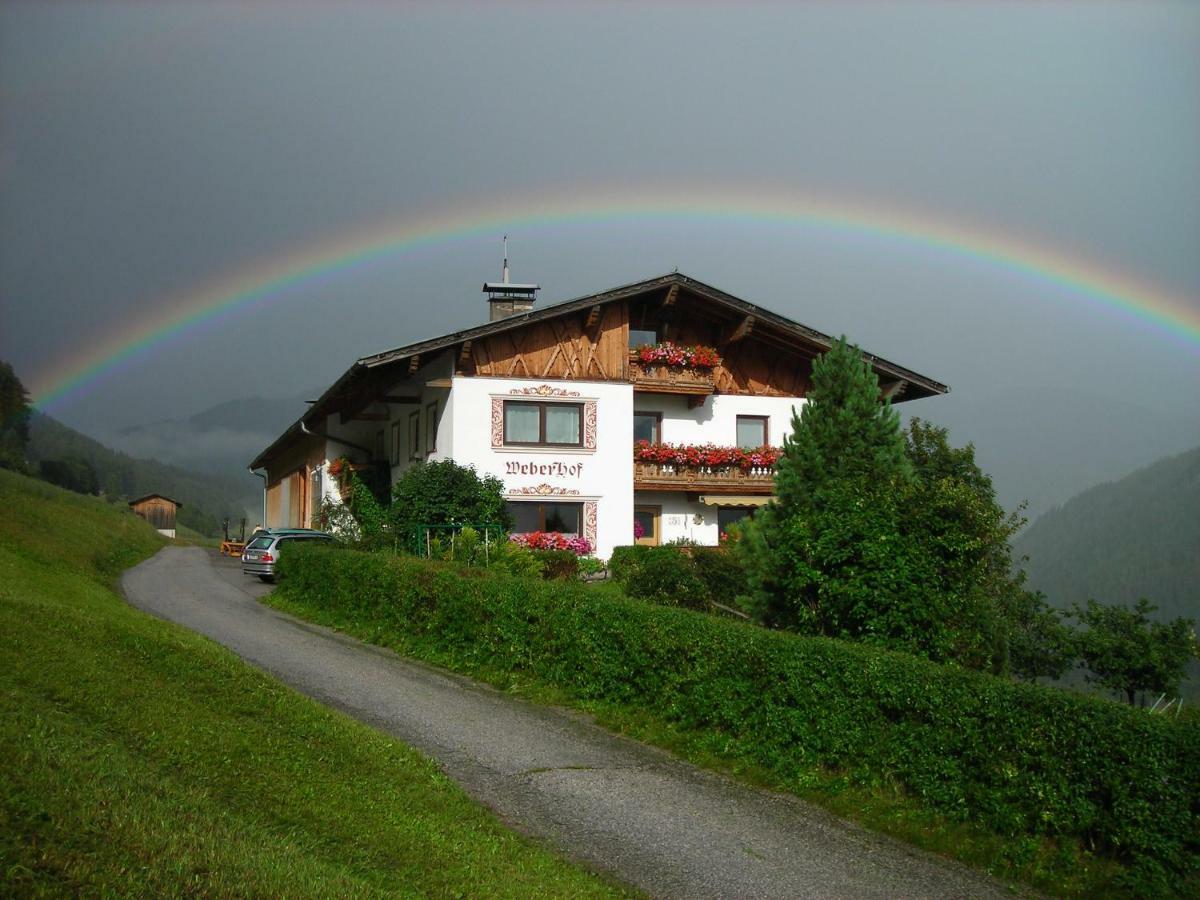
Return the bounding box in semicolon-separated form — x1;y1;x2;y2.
128;494;183;538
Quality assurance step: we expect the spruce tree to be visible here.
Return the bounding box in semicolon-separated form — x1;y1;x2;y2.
739;337;911;633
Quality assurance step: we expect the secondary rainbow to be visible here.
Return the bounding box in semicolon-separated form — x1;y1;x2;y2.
28;186;1200;412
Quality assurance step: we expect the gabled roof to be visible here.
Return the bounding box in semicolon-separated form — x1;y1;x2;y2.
250;271;948;469
128;493;183;508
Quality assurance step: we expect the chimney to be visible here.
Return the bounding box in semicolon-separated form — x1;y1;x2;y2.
484;235;539;321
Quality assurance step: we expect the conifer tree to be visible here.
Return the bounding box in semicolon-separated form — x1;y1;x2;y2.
739;337;911;633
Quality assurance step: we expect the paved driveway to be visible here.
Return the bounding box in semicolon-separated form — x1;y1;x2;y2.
122;546;1020;899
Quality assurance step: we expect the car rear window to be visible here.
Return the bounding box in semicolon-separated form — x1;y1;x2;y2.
248;536;274;550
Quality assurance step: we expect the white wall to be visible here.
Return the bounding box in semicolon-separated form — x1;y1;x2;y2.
634;491;718;546
449;376;634;559
638;393;803;446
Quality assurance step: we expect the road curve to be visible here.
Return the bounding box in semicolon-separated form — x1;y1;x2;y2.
122;546;1019;899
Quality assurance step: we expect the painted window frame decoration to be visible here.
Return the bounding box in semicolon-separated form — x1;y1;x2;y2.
425;401;438;454
491;386;597;451
408;411;421;461
390;421;402;465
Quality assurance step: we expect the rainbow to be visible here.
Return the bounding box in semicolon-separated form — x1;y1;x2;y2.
28;185;1200;411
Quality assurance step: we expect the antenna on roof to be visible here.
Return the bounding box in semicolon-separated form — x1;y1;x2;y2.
502;234;509;284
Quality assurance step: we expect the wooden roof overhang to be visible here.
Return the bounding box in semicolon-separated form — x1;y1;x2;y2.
249;272;949;470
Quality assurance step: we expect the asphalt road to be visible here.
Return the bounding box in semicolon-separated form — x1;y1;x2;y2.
122;546;1020;899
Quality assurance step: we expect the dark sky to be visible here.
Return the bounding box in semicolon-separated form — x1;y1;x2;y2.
2;1;1197;517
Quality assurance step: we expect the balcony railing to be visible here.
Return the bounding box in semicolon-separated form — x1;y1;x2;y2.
628;352;718;397
633;461;776;494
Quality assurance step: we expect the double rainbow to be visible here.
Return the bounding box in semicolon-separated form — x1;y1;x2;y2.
27;186;1200;412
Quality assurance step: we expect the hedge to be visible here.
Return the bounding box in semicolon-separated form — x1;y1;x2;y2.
277;546;1199;891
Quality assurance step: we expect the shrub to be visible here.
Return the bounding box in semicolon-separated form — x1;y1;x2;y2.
619;546;711;610
608;545;649;584
277;545;1200;892
388;460;510;547
690;547;746;603
533;549;578;581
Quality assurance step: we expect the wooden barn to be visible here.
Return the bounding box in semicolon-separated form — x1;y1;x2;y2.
128;494;182;538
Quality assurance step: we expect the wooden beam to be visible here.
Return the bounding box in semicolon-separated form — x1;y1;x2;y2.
459;340;473;363
425;377;452;388
728;315;755;343
881;380;908;400
585;305;601;328
408;355;421;376
661;284;679;308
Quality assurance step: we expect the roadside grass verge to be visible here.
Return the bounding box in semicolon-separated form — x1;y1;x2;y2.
0;471;626;898
271;546;1199;898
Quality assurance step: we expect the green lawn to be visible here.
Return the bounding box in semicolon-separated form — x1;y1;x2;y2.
0;470;626;897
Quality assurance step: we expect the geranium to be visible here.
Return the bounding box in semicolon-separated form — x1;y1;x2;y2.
509;531;593;556
633;441;781;472
633;519;645;539
633;342;721;371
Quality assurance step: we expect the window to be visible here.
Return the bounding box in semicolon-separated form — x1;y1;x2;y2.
503;400;583;447
736;415;769;449
425;402;438;453
718;507;755;536
633;411;662;445
634;504;660;546
506;501;583;535
390;421;402;465
408;411;421;460
629;328;658;348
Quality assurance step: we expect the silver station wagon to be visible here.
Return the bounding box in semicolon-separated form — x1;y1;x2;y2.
241;528;333;581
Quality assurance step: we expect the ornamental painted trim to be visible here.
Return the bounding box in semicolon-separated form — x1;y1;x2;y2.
584;500;598;550
509;384;581;397
490;397;504;447
490;396;598;451
583;400;597;450
507;484;581;496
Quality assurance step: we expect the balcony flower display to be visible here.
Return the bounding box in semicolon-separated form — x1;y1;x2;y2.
509;531;594;556
633;342;721;370
634;440;782;471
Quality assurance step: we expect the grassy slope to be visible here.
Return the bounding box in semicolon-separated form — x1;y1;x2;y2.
0;471;623;898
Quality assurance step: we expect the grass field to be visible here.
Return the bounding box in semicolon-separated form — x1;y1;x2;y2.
0;470;625;897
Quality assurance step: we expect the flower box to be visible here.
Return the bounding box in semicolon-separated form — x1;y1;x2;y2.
632;442;779;494
628;346;720;396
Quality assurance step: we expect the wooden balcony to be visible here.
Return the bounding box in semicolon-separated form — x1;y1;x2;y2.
628;353;717;397
633;461;775;494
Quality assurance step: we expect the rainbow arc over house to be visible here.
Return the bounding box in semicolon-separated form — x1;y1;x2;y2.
28;186;1200;411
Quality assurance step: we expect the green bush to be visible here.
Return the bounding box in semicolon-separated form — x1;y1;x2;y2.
608;545;649;584
532;549;578;581
276;545;1200;893
691;547;746;603
622;546;710;609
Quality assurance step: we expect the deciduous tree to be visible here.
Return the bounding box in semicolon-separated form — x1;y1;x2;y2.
1072;598;1197;705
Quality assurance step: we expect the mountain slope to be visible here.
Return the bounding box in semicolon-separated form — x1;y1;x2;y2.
27;413;258;536
110;394;310;475
1013;446;1200;622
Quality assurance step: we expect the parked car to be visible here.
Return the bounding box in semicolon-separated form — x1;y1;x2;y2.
241;528;333;581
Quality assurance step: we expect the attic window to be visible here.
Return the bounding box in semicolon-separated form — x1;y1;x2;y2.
629;328;658;348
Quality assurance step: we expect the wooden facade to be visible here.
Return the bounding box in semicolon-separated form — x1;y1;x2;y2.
455;287;816;398
265;435;324;529
128;494;181;536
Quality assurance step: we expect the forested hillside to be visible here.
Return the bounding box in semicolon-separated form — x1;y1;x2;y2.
27;413;258;537
1013;446;1200;623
